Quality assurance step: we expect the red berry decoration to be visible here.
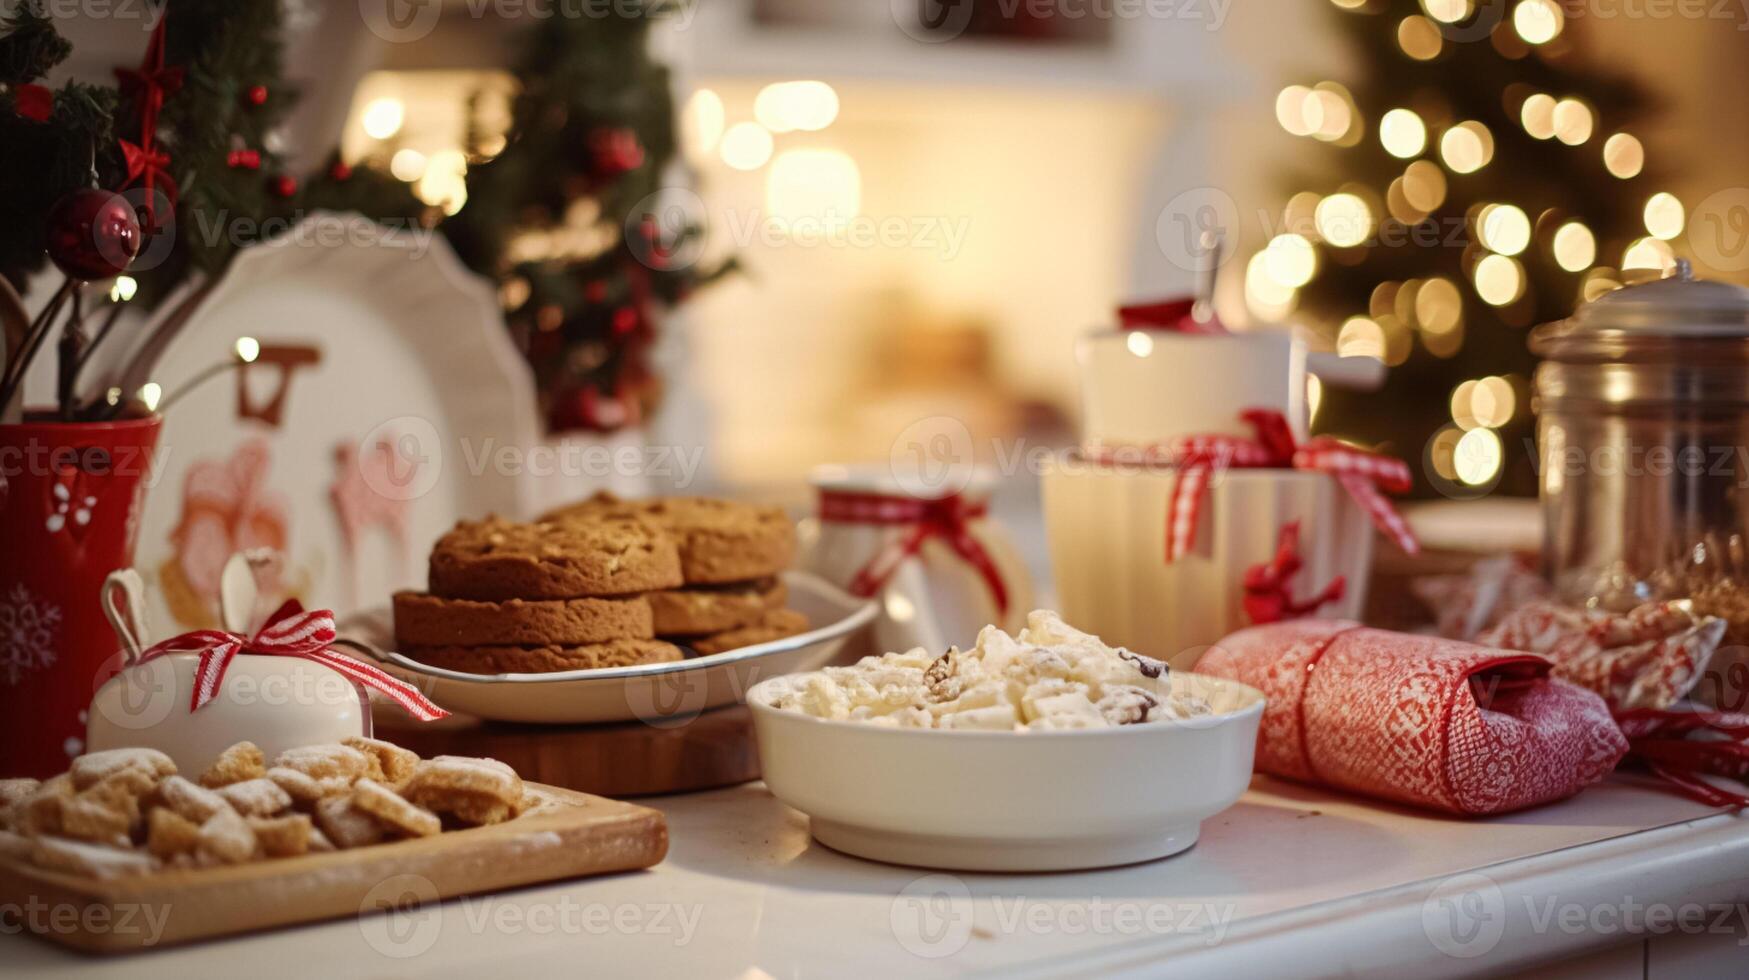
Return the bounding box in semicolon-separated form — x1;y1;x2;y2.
44;189;142;281
269;175;298;198
246;85;268;107
611;306;640;335
587;128;645;178
329;161;353;181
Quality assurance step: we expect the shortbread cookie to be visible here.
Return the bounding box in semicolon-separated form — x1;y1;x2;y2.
393;592;654;646
248;813;314;857
343;737;421;789
216;778;293;818
273;744;370;782
428;516;682;600
547;495;795;585
402;757;524;827
198;807;258;865
31;836;156;879
200;742;267;788
147;808;201;858
405;638;683;675
70;747;176;790
687;609;812;656
648;577;787;635
313;796;384;849
0;778;41;810
58;795;132;843
265;766;347;806
155;776;228;824
352;779;440;838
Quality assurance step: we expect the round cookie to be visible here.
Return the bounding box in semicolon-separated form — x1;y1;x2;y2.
428;516;682;600
648;578;787;636
685;609;811;656
404;639;684;675
393;592;654;647
545;495;795;585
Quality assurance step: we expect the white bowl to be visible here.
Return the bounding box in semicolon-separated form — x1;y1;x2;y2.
747;671;1265;872
339;572;876;725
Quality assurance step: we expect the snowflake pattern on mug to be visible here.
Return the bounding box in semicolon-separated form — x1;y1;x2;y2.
47;482;98;534
0;582;62;685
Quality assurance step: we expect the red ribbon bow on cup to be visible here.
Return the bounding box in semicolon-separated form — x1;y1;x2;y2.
138;600;447;721
1166;408;1420;563
820;489;1010;617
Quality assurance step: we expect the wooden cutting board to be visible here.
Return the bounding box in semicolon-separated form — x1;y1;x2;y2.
374;703;761;798
0;783;665;954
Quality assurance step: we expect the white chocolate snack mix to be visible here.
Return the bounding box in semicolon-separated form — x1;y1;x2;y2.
765;611;1212;730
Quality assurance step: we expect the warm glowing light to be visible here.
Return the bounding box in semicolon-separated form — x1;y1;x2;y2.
1276;85;1315;137
1455;427;1503;486
684;88;725;155
139;382;163;412
1643;192;1685;240
720;122;774;171
1513;0;1563;44
1316;193;1373;248
1520;93;1557;140
1308;374;1324;425
389;148;427;182
1473;254;1525;306
1380;108;1428;159
1402;160;1447;211
1440;122;1494;173
1451;380;1479;429
1245;252;1298;318
1473;376;1517;427
1416;277;1463;333
754;81;840;134
1422;0;1471;23
416;149;468;215
109;276;137;302
1552;99;1594;145
1264;234;1318;287
1623;236;1676;272
233;337;260;364
1603;133;1644;178
1478;204;1531;256
1552;222;1596;271
1127;332;1154;358
1330;0;1366;8
1338;316;1386;360
1398;16;1443;60
766;149;860;229
361;98;405;141
1306;85;1356;142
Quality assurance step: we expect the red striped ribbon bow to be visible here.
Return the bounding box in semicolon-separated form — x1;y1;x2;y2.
1165;408;1420;563
139;601;448;721
820;489;1010;617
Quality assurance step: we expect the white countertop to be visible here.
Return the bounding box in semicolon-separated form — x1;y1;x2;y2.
7;774;1746;979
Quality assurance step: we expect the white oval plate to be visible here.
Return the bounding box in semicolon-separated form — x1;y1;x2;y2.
338;572;876;725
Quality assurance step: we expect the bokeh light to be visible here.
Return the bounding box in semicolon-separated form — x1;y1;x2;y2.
1603;133;1644;178
1380;108;1428;159
1552;222;1596;272
721;122;774;170
1264;233;1318;287
1473;254;1525;306
1513;0;1563;44
1643;192;1685;240
1440;121;1494;173
1552;99;1594;145
1316;193;1373;248
1520;93;1556;140
1478;204;1531;256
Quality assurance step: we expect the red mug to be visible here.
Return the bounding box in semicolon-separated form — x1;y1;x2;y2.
0;414;162;778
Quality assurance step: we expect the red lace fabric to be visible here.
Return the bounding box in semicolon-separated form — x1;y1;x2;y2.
1197;620;1628;816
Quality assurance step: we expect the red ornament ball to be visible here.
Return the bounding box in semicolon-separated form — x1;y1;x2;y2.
611;306;640;335
44;189;142;281
270;175;298;198
329;161;353;181
246;85;268;107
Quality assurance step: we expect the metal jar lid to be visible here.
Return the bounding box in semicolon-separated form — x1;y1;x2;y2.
1531;260;1749;409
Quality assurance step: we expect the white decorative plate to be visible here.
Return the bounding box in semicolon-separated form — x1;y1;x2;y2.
338;572;877;725
131;213;538;634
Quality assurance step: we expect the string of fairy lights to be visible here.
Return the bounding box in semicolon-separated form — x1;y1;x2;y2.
1248;0;1688;489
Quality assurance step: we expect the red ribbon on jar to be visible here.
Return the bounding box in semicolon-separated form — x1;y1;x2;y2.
138;600;448;721
820;490;1010;617
1164;408;1419;563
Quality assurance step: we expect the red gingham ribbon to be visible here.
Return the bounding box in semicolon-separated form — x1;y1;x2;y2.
1159;408;1419;563
820;489;1009;617
139;601;447;721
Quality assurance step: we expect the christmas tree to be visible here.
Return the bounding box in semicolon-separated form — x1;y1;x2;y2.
1261;0;1665;497
443;0;727;432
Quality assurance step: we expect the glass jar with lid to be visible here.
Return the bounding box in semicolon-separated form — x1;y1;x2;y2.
1532;260;1749;612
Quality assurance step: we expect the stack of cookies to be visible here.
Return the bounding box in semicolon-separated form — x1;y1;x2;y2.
395;515;688;674
543;495;809;655
394;496;808;675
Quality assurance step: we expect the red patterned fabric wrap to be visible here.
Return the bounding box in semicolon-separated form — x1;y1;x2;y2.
1197;621;1629;815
